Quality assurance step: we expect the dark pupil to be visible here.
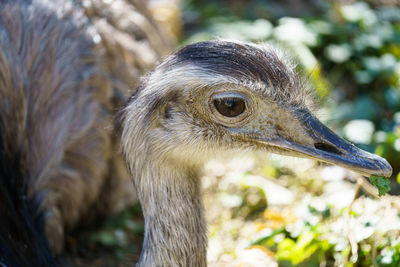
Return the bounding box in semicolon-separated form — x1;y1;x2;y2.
214;98;245;117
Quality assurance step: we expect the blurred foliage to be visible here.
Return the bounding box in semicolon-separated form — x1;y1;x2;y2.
251;201;400;267
64;204;143;265
182;0;400;176
202;156;400;267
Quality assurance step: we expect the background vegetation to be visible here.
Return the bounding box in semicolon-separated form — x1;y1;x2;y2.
65;1;400;266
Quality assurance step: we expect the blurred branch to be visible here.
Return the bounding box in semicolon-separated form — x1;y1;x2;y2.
357;176;380;199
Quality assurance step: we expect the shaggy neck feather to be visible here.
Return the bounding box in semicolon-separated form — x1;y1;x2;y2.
134;153;207;267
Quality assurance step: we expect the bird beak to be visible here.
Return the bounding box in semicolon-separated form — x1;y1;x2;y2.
253;109;392;178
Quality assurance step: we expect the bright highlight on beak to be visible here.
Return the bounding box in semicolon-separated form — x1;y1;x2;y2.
255;109;392;178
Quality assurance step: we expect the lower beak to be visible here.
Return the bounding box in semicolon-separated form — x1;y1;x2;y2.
255;110;392;178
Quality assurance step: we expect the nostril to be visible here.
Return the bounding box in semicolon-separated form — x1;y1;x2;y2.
314;142;342;155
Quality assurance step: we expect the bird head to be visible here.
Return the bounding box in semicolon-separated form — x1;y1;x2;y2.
121;40;392;178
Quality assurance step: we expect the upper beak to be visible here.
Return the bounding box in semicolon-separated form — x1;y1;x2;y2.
254;109;392;178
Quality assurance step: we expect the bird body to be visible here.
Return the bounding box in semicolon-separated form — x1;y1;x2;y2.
0;0;115;263
0;0;176;263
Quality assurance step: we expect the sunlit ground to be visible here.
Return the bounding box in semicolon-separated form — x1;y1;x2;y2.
202;155;400;266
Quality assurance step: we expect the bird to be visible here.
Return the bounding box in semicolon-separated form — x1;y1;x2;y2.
0;0;174;264
119;40;392;266
0;1;392;266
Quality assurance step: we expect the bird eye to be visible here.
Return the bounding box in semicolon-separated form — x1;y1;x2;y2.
213;97;246;117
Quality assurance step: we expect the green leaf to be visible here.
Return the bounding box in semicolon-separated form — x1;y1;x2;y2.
369;175;391;196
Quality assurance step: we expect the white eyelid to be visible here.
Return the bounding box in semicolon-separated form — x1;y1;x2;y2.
211;92;247;101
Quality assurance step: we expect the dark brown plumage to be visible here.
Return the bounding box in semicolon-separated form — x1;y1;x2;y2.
0;0;175;264
0;0;116;259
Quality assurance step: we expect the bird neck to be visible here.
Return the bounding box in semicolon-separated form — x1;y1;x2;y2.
135;157;207;267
